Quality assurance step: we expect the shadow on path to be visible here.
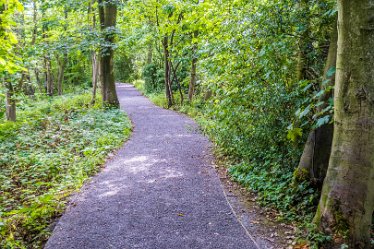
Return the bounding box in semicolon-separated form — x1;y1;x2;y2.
45;84;258;249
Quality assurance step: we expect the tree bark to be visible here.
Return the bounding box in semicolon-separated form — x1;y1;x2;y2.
314;1;374;248
57;9;68;96
162;35;173;108
31;1;40;92
91;52;99;104
188;31;198;103
295;20;337;186
89;0;98;104
5;82;16;122
98;0;119;107
31;0;37;45
171;61;183;105
45;56;53;96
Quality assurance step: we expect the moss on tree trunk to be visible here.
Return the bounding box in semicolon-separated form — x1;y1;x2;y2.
314;1;374;248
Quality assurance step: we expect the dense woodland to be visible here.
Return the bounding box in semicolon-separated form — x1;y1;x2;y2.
0;0;373;248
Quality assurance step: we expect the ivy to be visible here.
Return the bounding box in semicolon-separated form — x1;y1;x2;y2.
0;93;132;248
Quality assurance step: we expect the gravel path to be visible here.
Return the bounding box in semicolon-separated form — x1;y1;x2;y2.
45;84;258;249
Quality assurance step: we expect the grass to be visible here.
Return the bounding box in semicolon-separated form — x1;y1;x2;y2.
0;93;132;248
133;80;204;118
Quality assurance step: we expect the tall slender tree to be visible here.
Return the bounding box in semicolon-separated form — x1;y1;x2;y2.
1;0;23;121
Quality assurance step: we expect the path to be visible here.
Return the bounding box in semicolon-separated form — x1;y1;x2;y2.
46;84;258;249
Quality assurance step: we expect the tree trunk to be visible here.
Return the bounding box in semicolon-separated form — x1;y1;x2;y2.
5;82;16;122
98;0;119;107
35;66;43;92
91;52;99;104
24;74;35;96
31;0;37;45
57;55;67;95
162;36;173;108
45;56;53;96
314;1;374;248
171;61;183;105
89;0;98;105
295;20;337;186
57;9;68;96
188;31;198;103
147;41;153;65
31;1;39;93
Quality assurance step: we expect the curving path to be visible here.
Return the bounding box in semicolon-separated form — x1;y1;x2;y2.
45;84;258;249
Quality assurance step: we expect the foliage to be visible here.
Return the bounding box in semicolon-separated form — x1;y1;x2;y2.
114;51;135;83
0;93;131;248
129;0;337;246
141;63;164;93
0;0;23;75
1;0;362;247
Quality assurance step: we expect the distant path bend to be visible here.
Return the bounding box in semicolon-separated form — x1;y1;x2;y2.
46;84;257;249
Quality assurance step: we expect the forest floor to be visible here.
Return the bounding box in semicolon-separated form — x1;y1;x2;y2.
46;84;295;249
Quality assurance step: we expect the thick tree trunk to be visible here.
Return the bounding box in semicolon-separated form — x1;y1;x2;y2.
295;20;337;185
162;36;173;108
98;0;119;107
296;125;333;184
5;82;16;122
314;1;374;248
100;48;118;106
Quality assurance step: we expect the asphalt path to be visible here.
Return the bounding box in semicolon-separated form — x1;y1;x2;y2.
45;84;258;249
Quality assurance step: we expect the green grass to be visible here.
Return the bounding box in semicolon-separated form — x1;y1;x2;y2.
0;93;132;248
133;80;203;118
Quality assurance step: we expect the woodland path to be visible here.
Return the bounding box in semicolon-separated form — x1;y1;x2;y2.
45;84;258;249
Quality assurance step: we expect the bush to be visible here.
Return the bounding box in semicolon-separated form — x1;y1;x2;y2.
142;63;164;93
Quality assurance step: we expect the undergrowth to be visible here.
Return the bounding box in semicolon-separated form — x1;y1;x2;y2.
0;93;132;248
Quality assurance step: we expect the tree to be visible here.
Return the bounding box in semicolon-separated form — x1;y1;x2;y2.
88;0;99;104
98;0;119;107
295;18;337;186
314;1;374;248
188;30;198;103
56;6;69;96
0;0;24;121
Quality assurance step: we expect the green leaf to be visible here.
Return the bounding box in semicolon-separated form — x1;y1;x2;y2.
287;127;302;142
